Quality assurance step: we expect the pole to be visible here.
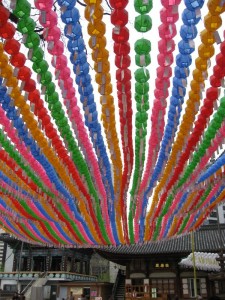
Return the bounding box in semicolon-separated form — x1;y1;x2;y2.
17;241;24;293
191;231;197;299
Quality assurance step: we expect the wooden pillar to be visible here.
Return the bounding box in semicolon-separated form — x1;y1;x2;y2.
126;260;131;278
71;255;76;273
12;254;17;272
175;261;182;298
61;253;67;272
46;253;51;272
27;252;32;271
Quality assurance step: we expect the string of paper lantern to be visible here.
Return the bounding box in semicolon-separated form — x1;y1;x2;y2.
109;0;133;244
0;68;97;244
34;0;114;245
128;0;152;243
135;0;185;242
144;0;225;242
136;0;202;242
149;43;225;240
11;0;109;244
83;0;124;243
50;1;114;243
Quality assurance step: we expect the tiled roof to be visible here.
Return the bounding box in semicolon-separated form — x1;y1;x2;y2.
97;225;225;255
0;225;224;256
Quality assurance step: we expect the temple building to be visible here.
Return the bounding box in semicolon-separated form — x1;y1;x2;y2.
0;224;224;300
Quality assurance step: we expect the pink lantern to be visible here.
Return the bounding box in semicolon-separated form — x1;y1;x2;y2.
160;7;179;24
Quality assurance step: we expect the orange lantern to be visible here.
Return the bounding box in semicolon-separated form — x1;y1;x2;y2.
200;29;215;45
198;44;214;59
195;57;208;71
207;0;225;15
204;13;222;32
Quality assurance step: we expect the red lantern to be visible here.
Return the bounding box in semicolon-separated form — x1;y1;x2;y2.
213;65;225;78
210;75;221;87
220;41;225;55
216;53;225;68
0;22;15;39
200;105;213;118
0;6;10;27
23;78;36;92
114;42;130;55
111;9;128;27
28;90;40;103
10;53;26;67
206;87;218;100
46;127;57;140
118;90;131;101
41;114;51;127
4;39;20;55
109;0;128;9
17;66;32;81
112;27;129;43
116;68;131;82
115;55;131;69
117;81;131;92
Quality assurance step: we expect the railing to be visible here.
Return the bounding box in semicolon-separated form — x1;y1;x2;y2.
0;271;97;282
24;272;48;300
112;269;124;300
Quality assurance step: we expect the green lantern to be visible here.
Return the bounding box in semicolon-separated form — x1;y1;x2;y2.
135;93;149;103
136;111;148;123
40;71;52;85
14;0;31;18
135;82;149;94
217;106;225;118
24;32;40;49
33;60;48;74
17;17;36;34
134;0;153;14
46;82;55;96
135;15;152;33
135;68;150;83
135;38;151;55
46;91;59;104
220;97;225;109
30;47;44;63
135;53;151;67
